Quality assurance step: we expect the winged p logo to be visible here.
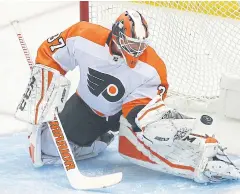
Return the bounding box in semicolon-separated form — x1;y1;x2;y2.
87;68;125;102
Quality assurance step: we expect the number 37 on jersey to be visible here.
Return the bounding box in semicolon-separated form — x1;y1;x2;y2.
47;33;66;52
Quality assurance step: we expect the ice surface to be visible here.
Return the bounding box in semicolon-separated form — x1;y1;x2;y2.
0;2;240;193
1;127;240;194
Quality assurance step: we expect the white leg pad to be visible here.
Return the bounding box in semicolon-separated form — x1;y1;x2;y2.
28;123;45;168
41;126;108;165
119;116;240;183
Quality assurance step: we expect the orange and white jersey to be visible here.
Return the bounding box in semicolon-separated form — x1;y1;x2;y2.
36;21;168;118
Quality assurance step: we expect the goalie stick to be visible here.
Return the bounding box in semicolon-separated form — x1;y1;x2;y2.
11;20;122;190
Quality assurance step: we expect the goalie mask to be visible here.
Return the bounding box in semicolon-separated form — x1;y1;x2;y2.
112;10;149;68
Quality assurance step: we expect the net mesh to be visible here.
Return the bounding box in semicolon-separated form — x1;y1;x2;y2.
88;1;240;104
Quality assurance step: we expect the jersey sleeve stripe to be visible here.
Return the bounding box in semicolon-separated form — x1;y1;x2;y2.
122;97;151;118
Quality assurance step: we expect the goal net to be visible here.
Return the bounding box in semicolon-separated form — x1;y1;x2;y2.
80;1;240;112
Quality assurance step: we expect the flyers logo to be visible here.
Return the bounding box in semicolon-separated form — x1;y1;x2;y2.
87;68;125;102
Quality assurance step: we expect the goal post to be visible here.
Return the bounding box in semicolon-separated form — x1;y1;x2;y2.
79;1;240;113
79;1;89;21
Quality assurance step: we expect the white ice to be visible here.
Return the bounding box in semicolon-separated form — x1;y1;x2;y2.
0;2;240;193
1;133;240;194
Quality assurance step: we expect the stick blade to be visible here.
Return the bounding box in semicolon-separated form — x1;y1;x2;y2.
71;172;123;190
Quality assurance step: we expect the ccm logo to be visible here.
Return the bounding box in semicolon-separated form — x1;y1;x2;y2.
49;120;75;171
19;76;36;111
182;136;196;143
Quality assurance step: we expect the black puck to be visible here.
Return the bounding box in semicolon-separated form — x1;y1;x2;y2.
200;115;213;125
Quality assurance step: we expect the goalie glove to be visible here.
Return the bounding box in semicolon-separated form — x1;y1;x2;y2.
135;95;196;146
15;64;71;125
